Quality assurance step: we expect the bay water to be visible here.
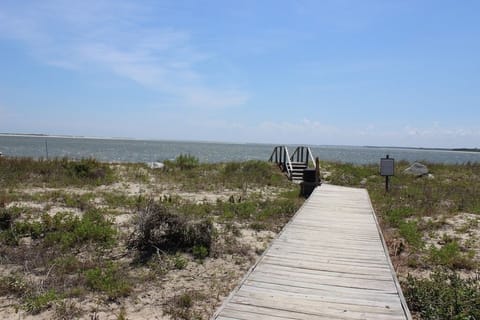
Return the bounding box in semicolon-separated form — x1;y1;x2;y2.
1;135;480;165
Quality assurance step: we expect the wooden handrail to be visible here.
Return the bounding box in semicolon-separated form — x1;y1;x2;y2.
290;146;316;168
269;146;293;178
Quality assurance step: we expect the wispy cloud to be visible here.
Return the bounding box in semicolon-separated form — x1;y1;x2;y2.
0;1;248;108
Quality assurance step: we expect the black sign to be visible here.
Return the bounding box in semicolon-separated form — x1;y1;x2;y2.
380;157;394;176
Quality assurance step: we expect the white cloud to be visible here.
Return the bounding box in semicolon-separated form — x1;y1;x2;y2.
399;124;480;148
0;1;248;109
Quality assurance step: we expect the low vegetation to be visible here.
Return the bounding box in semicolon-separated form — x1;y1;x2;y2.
2;155;479;319
0;157;114;188
0;156;301;319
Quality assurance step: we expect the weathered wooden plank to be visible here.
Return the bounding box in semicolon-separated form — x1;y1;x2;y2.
262;256;394;277
231;291;405;320
266;250;389;266
212;184;411;320
243;280;400;302
264;252;391;270
251;271;396;293
254;264;395;283
223;303;356;320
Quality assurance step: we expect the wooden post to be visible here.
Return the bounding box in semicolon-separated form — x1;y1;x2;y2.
315;157;320;186
384;155;390;192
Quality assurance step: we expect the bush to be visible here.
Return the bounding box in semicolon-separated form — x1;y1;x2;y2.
0;208;16;230
404;270;480;320
129;202;214;259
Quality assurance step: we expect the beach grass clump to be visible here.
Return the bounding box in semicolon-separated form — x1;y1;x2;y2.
164;291;204;320
23;289;60;315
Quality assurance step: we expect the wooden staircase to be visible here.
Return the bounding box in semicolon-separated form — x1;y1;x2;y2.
289;161;308;182
268;146;318;184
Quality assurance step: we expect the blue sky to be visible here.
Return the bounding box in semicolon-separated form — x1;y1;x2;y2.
0;1;479;148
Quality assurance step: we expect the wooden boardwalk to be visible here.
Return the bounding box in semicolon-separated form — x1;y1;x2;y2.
212;184;411;320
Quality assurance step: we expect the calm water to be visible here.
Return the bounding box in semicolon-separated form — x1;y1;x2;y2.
1;135;480;165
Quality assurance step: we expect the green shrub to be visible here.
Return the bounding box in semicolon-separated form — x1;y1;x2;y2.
398;220;424;250
173;254;188;270
404;270;480;320
192;245;209;260
384;207;414;228
5;210;116;250
84;263;131;300
428;241;475;269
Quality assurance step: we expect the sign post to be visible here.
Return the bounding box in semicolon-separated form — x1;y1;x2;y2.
380;155;394;192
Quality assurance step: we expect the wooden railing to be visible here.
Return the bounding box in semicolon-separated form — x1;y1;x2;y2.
268;146;293;178
291;146;316;168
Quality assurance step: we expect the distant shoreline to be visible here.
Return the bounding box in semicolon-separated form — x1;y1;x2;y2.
0;132;129;140
1;132;479;153
0;133;265;146
363;145;480;153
